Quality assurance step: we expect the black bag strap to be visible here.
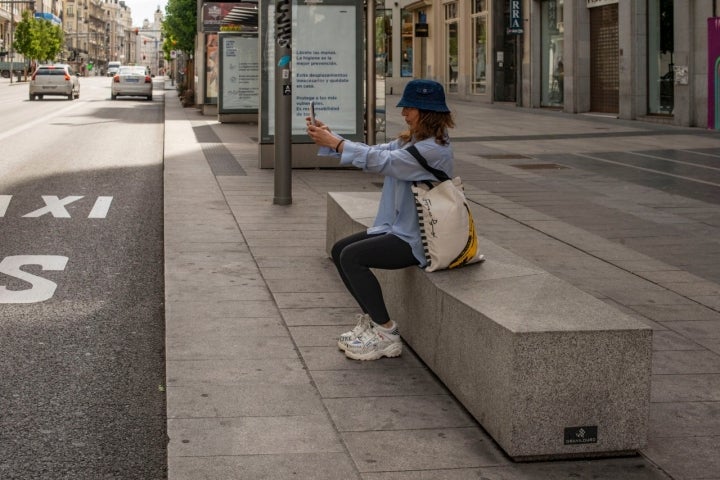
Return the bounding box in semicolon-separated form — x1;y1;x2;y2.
406;145;451;182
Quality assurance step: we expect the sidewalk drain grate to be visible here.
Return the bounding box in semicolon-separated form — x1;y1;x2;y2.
193;124;247;176
479;154;532;160
202;143;247;176
512;163;569;170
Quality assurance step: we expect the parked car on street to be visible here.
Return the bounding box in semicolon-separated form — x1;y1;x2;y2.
111;66;153;101
28;64;80;100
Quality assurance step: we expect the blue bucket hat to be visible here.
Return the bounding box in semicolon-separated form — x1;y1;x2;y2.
396;79;450;113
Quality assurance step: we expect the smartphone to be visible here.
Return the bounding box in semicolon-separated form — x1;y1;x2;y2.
309;101;316;126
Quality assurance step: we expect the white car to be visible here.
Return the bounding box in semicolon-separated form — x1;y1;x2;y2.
29;64;80;101
111;66;153;101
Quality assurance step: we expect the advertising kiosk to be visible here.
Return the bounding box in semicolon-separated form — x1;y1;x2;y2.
259;0;364;168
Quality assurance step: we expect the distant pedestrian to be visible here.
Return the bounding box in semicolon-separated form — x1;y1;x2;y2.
306;79;455;361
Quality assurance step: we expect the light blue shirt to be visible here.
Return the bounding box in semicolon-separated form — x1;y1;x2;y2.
320;137;454;267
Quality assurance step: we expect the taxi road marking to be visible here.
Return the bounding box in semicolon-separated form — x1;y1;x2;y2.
0;195;113;218
0;255;69;304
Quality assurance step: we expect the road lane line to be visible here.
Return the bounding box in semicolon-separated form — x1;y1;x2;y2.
574;153;720;188
628;151;720;172
0;102;85;143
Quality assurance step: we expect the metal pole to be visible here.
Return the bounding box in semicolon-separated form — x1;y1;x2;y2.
9;3;14;84
366;0;376;144
273;0;292;205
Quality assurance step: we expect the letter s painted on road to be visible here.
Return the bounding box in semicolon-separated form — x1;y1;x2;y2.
0;255;69;303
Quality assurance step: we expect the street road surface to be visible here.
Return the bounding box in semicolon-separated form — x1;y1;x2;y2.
0;75;167;479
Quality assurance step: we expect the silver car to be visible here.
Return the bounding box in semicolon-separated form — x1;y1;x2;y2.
29;64;80;100
111;66;153;101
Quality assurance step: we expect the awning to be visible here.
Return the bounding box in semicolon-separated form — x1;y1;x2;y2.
34;12;62;25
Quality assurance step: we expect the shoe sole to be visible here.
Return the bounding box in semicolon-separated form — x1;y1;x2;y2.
344;343;402;361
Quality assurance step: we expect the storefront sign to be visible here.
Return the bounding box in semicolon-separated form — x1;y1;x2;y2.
587;0;618;7
415;23;429;37
508;0;523;34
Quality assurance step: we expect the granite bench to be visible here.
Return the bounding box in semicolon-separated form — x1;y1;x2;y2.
326;191;652;461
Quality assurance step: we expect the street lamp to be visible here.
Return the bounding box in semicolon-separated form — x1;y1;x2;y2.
3;0;35;84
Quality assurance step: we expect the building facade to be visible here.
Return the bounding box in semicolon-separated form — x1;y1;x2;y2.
1;0;139;75
137;8;165;75
379;0;718;128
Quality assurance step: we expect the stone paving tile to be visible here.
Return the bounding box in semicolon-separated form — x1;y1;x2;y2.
290;325;349;347
165;271;266;289
265;276;348;293
167;383;324;419
342;428;509;472
167;415;344;456
360;457;671;480
324;395;476;431
260;263;338;281
643;435;720;480
281;307;363;327
649;401;720;437
164;249;254;271
251;245;328;258
662;320;720;339
170;453;361;480
166;334;297;361
166;282;272;302
311;367;448;399
166;358;311;387
651;350;720;374
273;291;357;309
652;330;707;351
697;338;720;355
650;374;720;402
165;299;279;320
243;229;327;242
629;304;720;322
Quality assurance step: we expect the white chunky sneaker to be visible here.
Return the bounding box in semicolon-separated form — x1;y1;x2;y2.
344;324;402;361
337;314;372;351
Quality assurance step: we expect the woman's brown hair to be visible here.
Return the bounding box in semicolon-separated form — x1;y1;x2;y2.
398;110;455;146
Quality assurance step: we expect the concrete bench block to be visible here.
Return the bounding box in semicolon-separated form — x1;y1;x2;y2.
326;192;652;461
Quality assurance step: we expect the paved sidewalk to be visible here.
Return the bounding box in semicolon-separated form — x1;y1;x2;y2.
163;82;720;480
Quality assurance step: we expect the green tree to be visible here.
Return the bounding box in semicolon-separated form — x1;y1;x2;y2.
163;0;196;55
13;10;64;64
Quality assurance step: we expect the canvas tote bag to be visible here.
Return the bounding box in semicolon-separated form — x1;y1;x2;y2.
407;145;484;272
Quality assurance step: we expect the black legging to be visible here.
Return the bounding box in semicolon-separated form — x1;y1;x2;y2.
331;231;419;325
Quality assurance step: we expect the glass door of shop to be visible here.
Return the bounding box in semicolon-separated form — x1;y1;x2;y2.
540;0;564;107
493;0;516;102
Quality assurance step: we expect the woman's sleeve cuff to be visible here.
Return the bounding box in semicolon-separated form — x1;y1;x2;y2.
317;146;340;157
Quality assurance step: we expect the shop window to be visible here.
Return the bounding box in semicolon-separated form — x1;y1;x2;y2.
648;0;673;114
205;33;219;104
401;9;413;77
540;0;564;107
376;9;392;77
590;4;618;113
473;0;487;11
445;2;458;92
472;1;487;94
